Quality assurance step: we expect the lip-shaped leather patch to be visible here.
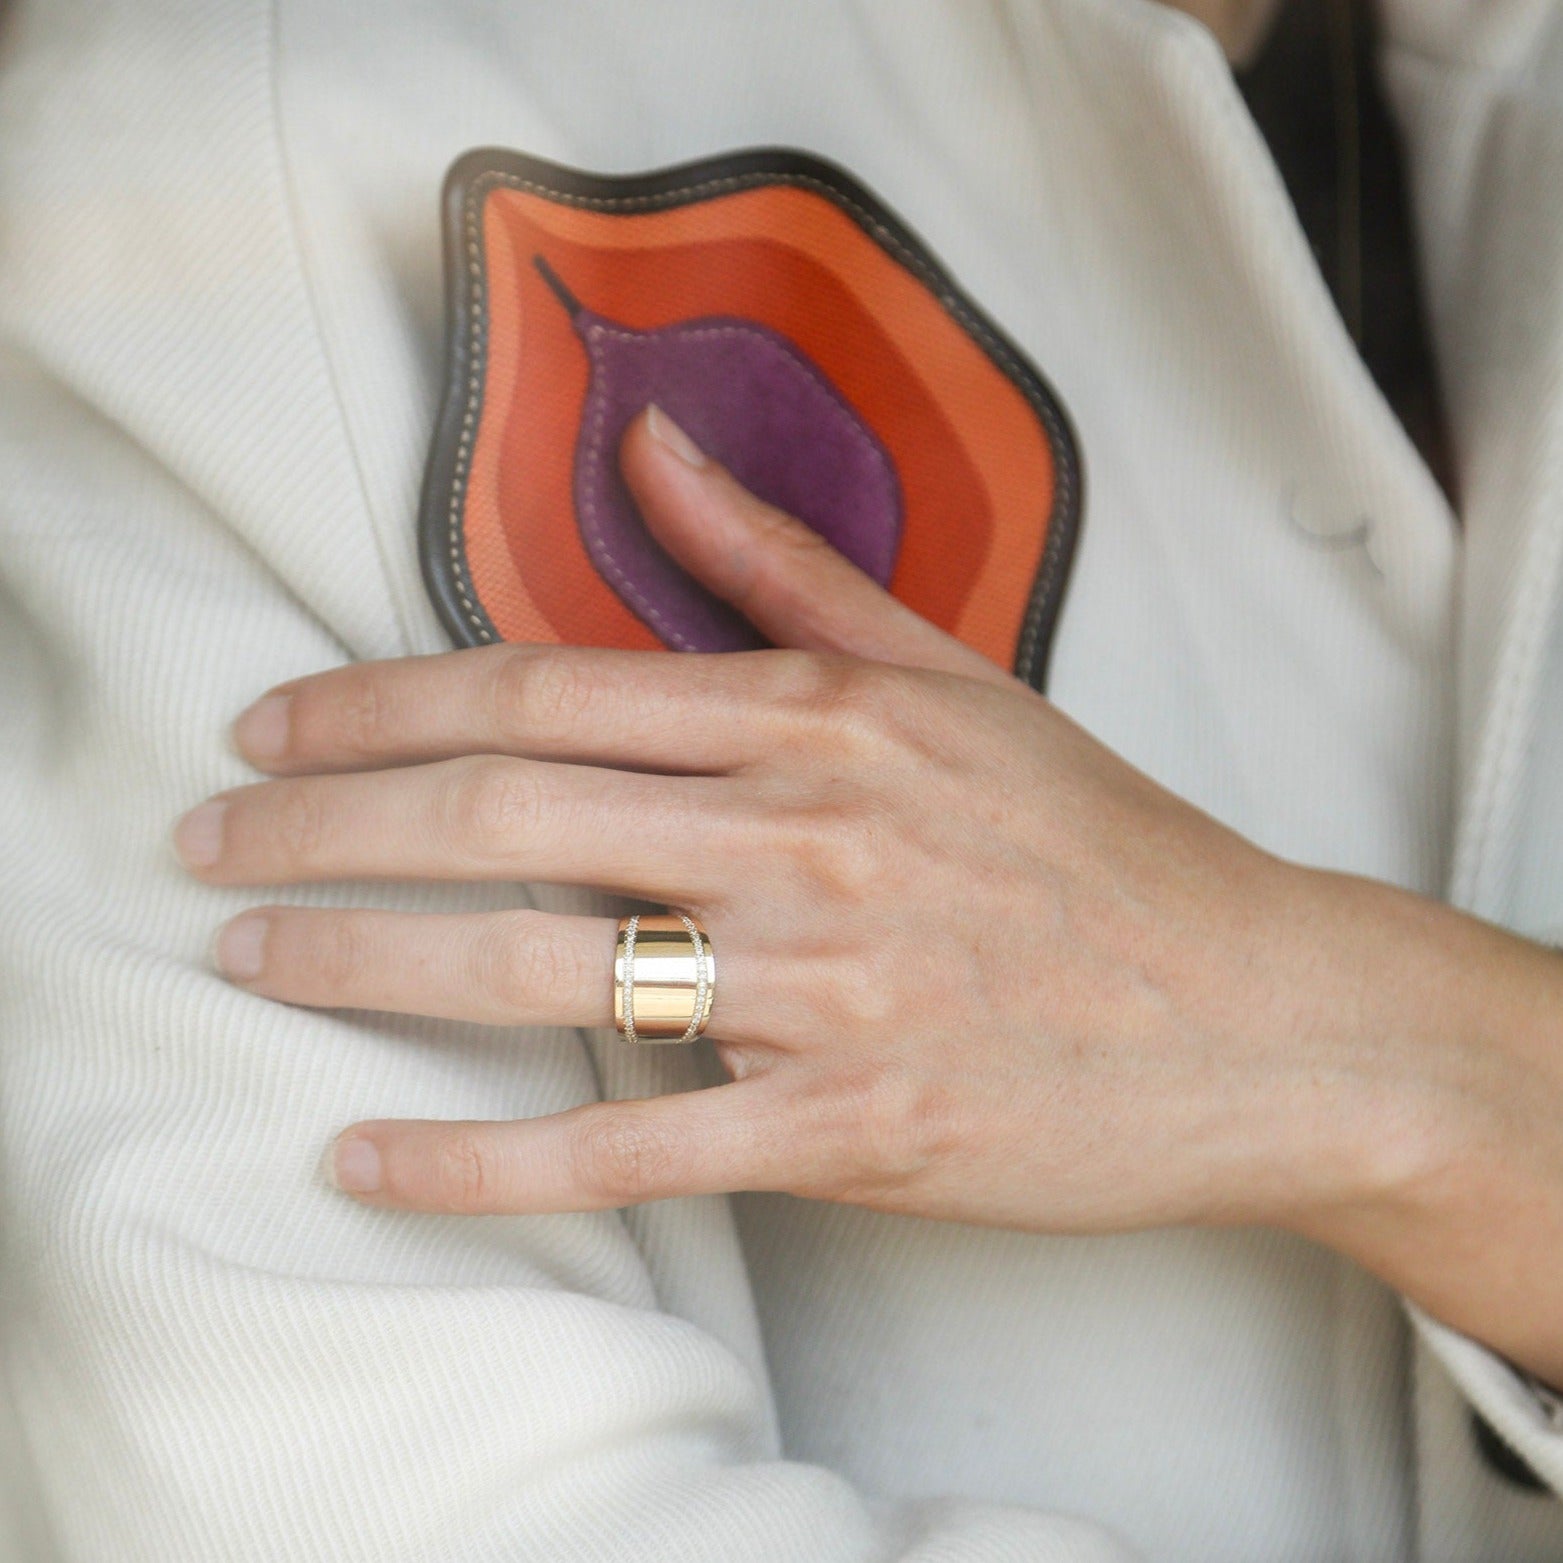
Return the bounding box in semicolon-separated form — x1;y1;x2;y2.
419;146;1083;689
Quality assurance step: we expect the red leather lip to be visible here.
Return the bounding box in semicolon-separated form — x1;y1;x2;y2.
419;144;1084;692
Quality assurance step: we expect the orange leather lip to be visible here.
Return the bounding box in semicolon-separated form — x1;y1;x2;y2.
419;145;1083;691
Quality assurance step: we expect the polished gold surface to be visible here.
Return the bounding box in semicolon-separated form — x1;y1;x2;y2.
614;913;715;1043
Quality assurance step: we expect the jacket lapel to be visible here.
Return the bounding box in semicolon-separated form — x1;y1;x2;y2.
1381;2;1563;916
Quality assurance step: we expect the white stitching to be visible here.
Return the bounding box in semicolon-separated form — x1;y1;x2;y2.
574;323;690;648
574;318;899;648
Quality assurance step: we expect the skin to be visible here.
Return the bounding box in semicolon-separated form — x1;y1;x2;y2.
174;406;1563;1390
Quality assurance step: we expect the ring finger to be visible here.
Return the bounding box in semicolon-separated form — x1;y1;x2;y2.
212;904;780;1042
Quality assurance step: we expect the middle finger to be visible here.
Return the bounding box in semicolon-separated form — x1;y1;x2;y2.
174;756;746;902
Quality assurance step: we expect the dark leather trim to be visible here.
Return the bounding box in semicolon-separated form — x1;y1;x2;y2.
418;144;1084;690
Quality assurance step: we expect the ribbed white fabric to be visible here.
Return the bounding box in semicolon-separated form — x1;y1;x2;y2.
0;0;1560;1559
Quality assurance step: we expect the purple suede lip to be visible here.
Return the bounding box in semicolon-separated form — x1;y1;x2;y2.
535;253;904;652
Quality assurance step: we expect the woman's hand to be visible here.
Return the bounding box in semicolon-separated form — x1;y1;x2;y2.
173;408;1497;1256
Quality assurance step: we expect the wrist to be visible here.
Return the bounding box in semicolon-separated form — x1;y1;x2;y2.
1274;870;1563;1383
1188;860;1462;1228
1285;871;1492;1218
1153;852;1463;1230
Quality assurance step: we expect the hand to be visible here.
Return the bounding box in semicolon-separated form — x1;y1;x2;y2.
174;407;1442;1240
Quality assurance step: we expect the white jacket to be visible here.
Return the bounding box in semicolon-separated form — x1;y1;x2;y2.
0;0;1560;1558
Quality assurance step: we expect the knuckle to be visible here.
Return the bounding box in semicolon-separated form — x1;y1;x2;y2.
488;649;593;737
445;757;541;855
762;649;845;715
826;663;903;746
813;652;869;710
430;1130;491;1210
271;784;329;862
313;914;371;992
826;661;936;762
327;672;384;756
573;1111;682;1206
756;507;833;570
759;654;911;757
784;799;891;909
759;655;933;765
829;1063;950;1189
815;945;900;1030
479;914;582;1013
768;657;892;759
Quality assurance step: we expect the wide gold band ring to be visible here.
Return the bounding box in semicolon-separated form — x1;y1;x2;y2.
614;912;715;1044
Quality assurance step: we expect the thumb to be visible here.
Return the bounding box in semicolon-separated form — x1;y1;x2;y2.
618;404;1010;684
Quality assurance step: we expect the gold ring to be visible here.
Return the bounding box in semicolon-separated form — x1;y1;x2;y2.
614;912;715;1044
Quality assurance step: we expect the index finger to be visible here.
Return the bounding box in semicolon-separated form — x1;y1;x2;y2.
231;642;840;777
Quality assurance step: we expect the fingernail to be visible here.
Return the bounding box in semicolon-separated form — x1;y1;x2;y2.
173;800;228;870
645;404;708;469
328;1135;381;1194
232;694;291;764
214;914;268;980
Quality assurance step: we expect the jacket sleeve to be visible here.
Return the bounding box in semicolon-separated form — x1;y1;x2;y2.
0;352;1138;1562
1409;1303;1563;1497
